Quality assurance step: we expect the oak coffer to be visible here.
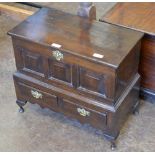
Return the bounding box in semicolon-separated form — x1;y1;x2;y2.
8;8;143;149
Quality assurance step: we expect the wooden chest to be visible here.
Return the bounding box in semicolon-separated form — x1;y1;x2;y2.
100;2;155;103
8;8;143;149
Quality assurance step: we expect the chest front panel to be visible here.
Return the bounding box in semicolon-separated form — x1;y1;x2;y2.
48;59;72;84
12;38;117;104
79;67;105;93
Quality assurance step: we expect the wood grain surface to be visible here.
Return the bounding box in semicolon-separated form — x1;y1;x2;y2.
100;2;155;35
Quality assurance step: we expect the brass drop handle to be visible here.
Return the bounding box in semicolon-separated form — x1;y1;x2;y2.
53;50;63;61
31;90;42;99
77;108;90;117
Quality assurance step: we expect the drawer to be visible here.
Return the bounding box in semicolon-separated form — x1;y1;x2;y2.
14;80;58;111
14;74;107;130
60;99;107;130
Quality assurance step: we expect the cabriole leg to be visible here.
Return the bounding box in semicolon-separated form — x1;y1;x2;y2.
132;101;140;115
111;140;116;150
16;99;27;113
103;133;118;151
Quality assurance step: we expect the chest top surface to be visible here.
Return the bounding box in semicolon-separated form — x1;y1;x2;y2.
100;2;155;36
8;7;143;68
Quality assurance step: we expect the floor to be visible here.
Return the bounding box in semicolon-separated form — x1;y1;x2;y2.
0;2;155;152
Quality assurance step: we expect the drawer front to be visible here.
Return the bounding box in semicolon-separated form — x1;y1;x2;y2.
14;73;108;130
14;80;58;111
60;99;107;130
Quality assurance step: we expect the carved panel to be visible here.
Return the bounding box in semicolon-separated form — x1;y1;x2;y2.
48;59;72;84
15;46;45;77
23;51;44;73
79;67;106;96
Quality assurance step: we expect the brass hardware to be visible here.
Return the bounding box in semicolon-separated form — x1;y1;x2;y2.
53;50;63;61
31;90;42;99
77;108;90;117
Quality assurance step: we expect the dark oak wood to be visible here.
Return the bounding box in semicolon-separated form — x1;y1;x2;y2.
8;7;143;105
100;3;155;35
100;2;155;102
140;35;155;91
13;72;140;141
8;7;143;68
8;8;143;148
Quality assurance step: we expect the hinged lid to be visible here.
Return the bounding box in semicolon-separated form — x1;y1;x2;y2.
8;7;144;68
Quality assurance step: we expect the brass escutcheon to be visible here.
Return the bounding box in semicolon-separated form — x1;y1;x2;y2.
53;50;63;61
31;90;42;99
77;108;90;117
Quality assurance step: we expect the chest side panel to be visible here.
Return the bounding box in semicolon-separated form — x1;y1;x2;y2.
116;41;141;100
